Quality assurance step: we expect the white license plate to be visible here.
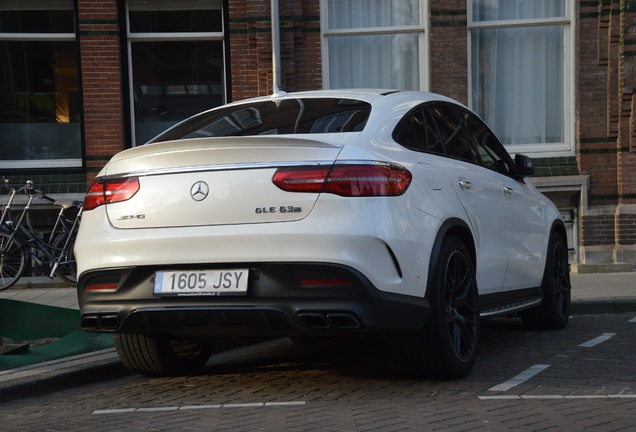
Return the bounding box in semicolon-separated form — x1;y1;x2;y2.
153;269;248;296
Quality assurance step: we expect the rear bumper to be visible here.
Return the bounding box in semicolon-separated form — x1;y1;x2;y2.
78;262;430;339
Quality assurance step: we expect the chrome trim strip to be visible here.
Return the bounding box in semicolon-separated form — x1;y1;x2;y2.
100;161;333;181
98;160;401;181
480;297;543;318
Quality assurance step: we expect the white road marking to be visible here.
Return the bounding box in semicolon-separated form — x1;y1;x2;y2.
579;333;616;348
224;403;265;408
488;364;550;392
92;408;136;414
265;401;306;406
137;407;179;412
92;401;306;415
480;394;636;400
180;404;223;410
629;316;636;323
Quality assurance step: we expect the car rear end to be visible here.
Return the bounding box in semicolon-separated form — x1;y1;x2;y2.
75;92;433;343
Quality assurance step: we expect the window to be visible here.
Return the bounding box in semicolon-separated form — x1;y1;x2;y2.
151;98;371;143
395;106;447;155
393;102;520;176
393;107;429;152
469;0;572;154
428;104;476;163
0;0;82;169
127;0;226;146
322;0;427;90
463;109;514;176
394;103;477;163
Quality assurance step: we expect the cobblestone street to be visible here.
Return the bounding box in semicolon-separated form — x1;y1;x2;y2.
1;313;635;431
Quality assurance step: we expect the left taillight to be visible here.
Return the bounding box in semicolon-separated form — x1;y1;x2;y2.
84;177;140;211
273;163;412;197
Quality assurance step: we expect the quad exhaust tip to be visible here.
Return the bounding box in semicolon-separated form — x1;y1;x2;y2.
81;314;120;331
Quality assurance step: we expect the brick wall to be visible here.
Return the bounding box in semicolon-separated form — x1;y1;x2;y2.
617;213;636;246
278;0;321;92
429;1;468;105
37;0;636;266
581;212;616;246
228;0;322;101
77;0;125;183
577;1;636;264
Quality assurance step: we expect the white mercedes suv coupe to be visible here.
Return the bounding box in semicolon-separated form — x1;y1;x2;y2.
75;90;571;379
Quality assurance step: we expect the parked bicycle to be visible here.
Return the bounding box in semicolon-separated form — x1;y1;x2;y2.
0;177;83;291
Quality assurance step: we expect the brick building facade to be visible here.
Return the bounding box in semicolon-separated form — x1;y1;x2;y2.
1;0;635;269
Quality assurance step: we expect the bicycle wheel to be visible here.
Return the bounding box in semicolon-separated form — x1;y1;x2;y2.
52;232;77;286
0;231;27;291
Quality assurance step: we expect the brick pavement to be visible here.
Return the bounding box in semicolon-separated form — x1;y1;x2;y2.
0;271;634;384
0;313;635;430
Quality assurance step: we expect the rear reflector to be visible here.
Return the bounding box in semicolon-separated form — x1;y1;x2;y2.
84;283;119;291
83;273;121;291
84;177;140;211
273;163;412;197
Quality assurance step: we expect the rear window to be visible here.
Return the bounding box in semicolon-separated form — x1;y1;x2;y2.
150;98;371;143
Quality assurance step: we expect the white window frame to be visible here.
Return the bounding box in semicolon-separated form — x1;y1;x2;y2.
320;0;429;91
467;0;575;157
125;0;226;147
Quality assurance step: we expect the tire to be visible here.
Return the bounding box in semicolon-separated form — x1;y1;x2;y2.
52;232;77;286
394;235;480;379
521;232;571;330
113;333;213;377
0;231;27;291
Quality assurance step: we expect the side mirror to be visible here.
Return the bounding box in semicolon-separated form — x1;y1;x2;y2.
515;154;534;178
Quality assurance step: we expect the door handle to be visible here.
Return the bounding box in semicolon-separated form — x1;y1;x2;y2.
503;186;513;196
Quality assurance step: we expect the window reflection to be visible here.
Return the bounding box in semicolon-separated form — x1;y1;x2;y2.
152;98;371;143
0;0;82;168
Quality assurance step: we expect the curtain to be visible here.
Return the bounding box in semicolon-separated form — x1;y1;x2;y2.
471;0;565;146
327;0;420;90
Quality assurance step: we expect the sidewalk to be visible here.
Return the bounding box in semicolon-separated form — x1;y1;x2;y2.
569;271;636;314
0;272;634;391
2;272;634;313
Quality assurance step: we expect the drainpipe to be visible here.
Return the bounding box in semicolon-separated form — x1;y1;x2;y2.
271;0;284;96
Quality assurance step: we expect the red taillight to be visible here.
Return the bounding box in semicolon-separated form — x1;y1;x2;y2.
272;167;330;193
273;164;412;197
84;177;140;211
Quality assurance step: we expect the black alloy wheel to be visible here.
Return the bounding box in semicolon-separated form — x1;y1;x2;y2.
394;235;480;379
442;247;480;363
550;236;571;318
522;231;571;330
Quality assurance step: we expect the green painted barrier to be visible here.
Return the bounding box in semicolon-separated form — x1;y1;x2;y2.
0;299;113;371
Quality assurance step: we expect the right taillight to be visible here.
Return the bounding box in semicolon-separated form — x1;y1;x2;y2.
84;177;140;211
273;163;412;197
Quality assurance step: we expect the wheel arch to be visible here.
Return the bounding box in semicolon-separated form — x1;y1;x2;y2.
544;219;569;268
426;218;476;299
551;219;568;246
543;218;570;278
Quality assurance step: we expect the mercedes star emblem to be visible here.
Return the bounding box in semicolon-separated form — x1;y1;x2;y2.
190;181;209;201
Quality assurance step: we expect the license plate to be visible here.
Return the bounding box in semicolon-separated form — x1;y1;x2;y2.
153;269;248;297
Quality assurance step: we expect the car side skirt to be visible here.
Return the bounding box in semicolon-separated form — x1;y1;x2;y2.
479;287;544;318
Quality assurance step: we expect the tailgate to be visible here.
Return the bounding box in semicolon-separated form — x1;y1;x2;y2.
104;137;342;228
